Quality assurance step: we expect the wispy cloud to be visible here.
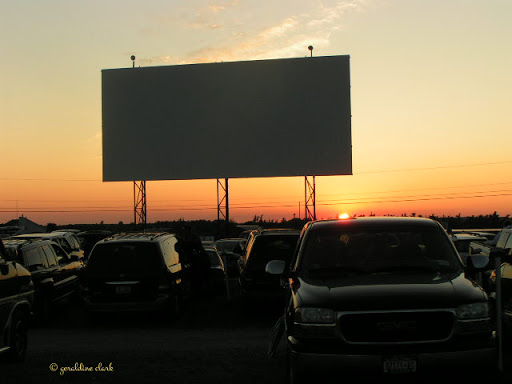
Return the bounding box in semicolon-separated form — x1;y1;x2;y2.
187;0;240;30
208;0;239;13
140;0;369;66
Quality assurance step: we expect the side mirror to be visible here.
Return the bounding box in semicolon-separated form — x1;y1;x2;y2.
466;254;490;271
265;260;286;275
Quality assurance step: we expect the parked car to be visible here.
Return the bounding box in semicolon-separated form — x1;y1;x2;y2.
13;232;85;262
215;238;246;277
76;230;113;260
3;238;83;321
204;246;227;296
266;217;495;380
0;239;34;361
488;248;512;339
449;233;487;264
215;238;246;254
238;229;300;299
82;232;189;315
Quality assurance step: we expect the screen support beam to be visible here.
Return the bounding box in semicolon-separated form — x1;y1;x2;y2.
134;180;147;227
305;176;316;221
217;178;229;232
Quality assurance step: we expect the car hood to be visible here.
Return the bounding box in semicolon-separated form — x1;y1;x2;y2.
294;271;487;311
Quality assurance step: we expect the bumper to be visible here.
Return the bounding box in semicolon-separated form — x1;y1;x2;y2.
83;294;170;312
288;336;497;375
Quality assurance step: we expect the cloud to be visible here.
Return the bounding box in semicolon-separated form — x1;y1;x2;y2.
143;0;369;65
187;0;240;30
208;0;239;13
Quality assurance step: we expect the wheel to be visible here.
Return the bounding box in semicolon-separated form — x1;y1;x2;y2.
7;312;28;362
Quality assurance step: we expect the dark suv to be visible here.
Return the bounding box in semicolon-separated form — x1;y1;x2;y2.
0;239;34;361
83;232;189;314
14;232;85;262
3;239;83;320
238;229;300;298
266;217;495;380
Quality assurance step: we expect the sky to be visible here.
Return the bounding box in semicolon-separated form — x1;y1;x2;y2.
1;0;512;225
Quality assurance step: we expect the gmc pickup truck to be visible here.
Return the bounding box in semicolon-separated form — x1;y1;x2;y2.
266;217;496;381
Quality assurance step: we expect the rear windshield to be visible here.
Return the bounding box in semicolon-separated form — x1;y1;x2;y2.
247;234;299;270
453;239;473;252
87;242;162;274
215;240;243;253
206;250;222;267
299;226;462;276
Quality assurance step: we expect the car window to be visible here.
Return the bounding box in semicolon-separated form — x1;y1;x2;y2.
54;238;72;254
299;226;461;276
215;240;242;253
68;234;81;250
246;234;299;270
497;232;511;249
87;242;162;273
51;243;70;263
206;249;222;267
504;234;512;250
23;247;48;271
3;247;19;262
453;239;472;252
162;238;179;266
41;245;58;267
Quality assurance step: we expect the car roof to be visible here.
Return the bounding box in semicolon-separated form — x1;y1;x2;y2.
308;217;441;230
4;238;59;249
96;232;174;244
450;233;487;241
255;228;300;236
15;232;68;239
216;238;245;241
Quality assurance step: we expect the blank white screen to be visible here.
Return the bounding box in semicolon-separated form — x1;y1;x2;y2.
102;55;352;181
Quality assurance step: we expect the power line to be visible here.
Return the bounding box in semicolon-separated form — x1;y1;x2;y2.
3;191;512;215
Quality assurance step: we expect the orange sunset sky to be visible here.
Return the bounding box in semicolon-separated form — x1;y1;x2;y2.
1;0;512;225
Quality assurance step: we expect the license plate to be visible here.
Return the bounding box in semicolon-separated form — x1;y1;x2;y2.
383;356;417;374
115;285;131;294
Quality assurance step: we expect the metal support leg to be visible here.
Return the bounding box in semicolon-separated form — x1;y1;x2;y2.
305;176;316;221
217;178;230;234
134;181;147;228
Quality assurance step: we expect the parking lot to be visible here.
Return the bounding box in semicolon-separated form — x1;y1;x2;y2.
2;278;512;384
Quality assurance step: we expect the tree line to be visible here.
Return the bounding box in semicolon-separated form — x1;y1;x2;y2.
47;212;511;240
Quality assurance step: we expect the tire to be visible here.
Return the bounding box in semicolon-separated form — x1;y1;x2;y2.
7;312;28;362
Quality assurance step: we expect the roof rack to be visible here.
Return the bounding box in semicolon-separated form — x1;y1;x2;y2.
104;232;171;242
